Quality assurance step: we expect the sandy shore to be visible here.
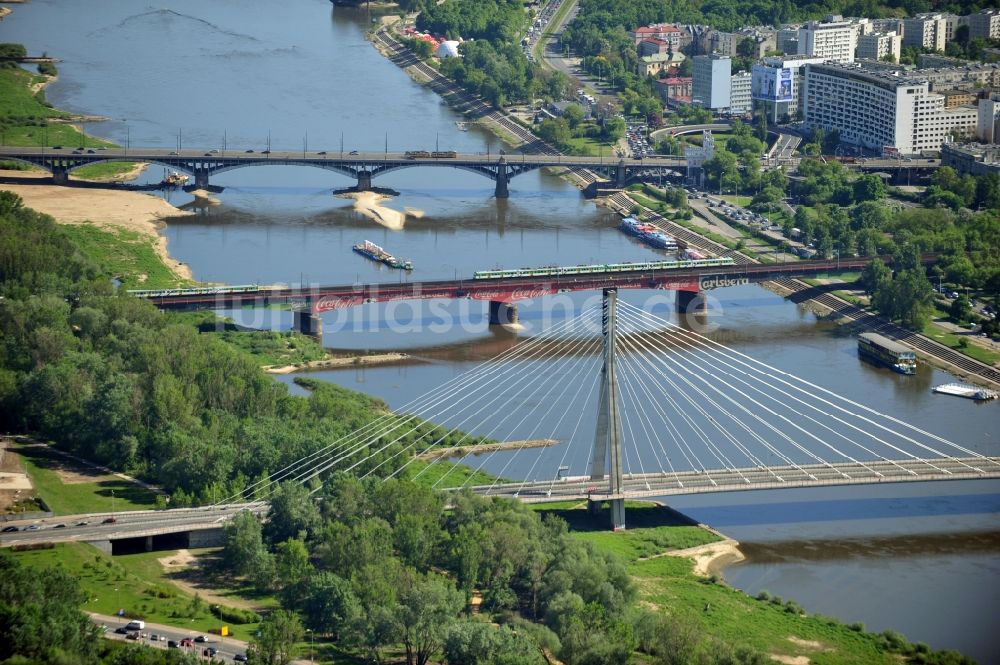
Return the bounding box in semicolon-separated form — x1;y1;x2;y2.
416;438;559;460
337;190;422;231
263;352;411;374
661;538;746;576
0;171;195;281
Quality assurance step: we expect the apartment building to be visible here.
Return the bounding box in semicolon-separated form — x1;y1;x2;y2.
968;9;1000;39
802;63;978;154
797;17;858;63
902;14;949;51
857;31;902;63
752;55;826;120
729;71;753;115
979;93;1000;143
631;24;682;49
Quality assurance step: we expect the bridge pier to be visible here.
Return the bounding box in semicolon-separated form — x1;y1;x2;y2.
488;300;518;327
590;288;626;531
676;290;707;315
51;167;69;186
494;158;509;199
615;159;627;189
194;168;210;189
293;310;323;339
357;170;373;191
144;536;153;552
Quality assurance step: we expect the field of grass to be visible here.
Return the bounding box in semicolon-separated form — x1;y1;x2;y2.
402;458;500;489
211;330;328;367
720;194;752;207
72;160;143;181
59;224;191;290
547;503;917;664
922;319;1000;365
11;543;266;642
562;134;616;157
15;442;158;515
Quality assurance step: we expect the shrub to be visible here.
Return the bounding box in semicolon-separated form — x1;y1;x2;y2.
211;604;261;624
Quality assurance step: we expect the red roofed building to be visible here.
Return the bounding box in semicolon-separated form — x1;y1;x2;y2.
630;24;681;48
655;76;693;103
638;38;670;57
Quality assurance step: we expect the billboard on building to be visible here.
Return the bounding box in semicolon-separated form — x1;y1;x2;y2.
752;65;794;102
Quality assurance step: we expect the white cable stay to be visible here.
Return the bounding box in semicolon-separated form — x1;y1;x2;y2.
618;307;887;480
618;301;993;473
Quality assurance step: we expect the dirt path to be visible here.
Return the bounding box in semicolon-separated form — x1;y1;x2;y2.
157;550;263;612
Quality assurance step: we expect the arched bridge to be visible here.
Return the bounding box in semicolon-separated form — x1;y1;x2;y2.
0;147;686;198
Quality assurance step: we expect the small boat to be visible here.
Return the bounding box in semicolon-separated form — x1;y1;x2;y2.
161;171;189;188
456;121;469;131
932;383;998;401
353;240;413;271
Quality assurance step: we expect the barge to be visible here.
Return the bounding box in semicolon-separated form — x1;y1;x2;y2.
353;240;413;271
932;383;998;401
857;332;916;375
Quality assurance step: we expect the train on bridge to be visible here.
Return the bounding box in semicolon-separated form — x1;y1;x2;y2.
404;150;458;159
472;257;735;280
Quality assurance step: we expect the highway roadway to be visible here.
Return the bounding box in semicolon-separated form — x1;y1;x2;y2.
0;504;261;548
470;456;1000;503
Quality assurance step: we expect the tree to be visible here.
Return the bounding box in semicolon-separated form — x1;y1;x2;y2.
443;621;546;665
264;481;322;545
302;572;362;640
860;258;892;297
275;538;313;604
562;104;586;130
224;512;271;580
248;610;304;665
396;574;465;665
949;294;972;323
853;174;886;203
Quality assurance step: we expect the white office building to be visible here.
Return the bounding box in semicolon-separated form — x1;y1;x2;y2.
692;53;732;111
797;17;858;63
902;14;949;51
857;31;902;63
729;71;753;115
802;63;978;154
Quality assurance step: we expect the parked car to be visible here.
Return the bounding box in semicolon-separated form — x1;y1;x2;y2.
203;648;218;657
167;640;178;648
115;627;129;635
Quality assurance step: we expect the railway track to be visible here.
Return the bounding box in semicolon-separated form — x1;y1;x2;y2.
371;29;999;388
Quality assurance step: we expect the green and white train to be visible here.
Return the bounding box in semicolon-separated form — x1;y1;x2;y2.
472;257;735;280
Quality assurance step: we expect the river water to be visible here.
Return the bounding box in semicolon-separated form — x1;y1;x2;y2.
4;2;999;661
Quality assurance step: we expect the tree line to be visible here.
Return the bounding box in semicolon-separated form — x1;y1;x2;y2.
0;193;491;506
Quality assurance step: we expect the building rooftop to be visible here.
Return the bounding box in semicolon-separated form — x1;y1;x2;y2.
806;61;929;89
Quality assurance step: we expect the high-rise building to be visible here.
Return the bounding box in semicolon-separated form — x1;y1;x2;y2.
857;31;902;63
692;54;732;110
802;62;978;154
978;93;1000;144
776;27;799;55
751;55;826;121
729;71;753;115
902;14;949;51
797;17;858;63
968;9;1000;40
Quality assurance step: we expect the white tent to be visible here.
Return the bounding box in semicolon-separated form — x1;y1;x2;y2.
437;40;461;58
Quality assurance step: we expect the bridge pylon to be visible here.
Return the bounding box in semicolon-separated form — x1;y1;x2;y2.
588;288;626;530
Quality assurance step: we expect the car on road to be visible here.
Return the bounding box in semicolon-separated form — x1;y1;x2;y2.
150;634;163;642
245;149;254;153
115;627;129;635
168;151;179;155
52;145;63;149
75;521;88;526
25;525;40;531
101;517;117;524
126;632;140;640
204;153;213;156
167;640;178;648
233;655;247;662
194;635;208;643
261;150;270;154
316;151;327;155
203;648;218;657
179;638;194;647
87;149;96;153
53;523;66;529
349;150;359;155
1;526;18;532
209;149;219;154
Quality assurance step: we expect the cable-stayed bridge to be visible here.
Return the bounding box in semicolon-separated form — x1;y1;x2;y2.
2;289;998;546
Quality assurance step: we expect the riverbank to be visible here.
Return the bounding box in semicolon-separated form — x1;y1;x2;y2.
416;438;559;460
263;351;411;374
0;171;195;281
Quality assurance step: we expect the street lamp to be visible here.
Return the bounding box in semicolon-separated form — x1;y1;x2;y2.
307;628;313;664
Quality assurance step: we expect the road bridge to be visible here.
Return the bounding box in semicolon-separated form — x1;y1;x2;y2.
0;146;683;198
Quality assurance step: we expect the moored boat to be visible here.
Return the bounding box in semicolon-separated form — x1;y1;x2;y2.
932;383;998;401
353;240;413;270
857;332;916;375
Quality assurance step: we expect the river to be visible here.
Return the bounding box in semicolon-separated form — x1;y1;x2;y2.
3;2;998;662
